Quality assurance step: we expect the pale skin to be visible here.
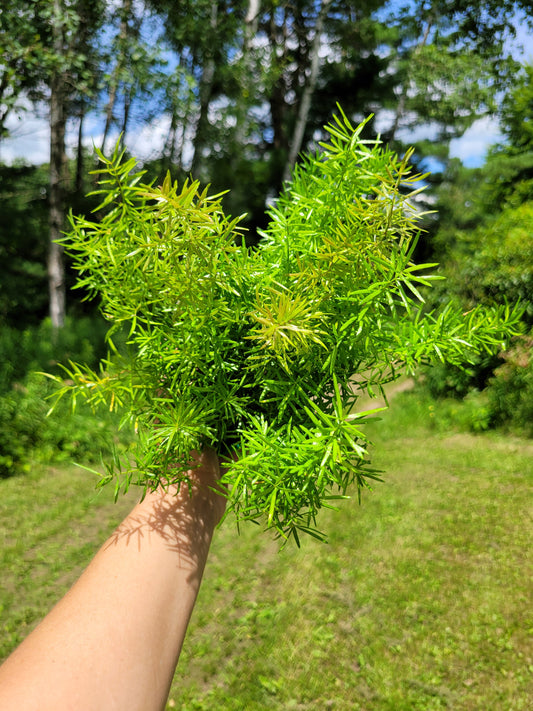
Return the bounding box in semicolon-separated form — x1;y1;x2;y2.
0;449;227;711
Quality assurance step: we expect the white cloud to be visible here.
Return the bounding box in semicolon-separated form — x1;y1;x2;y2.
449;116;504;167
374;108;505;168
119;115;172;163
0;111;50;164
0;110;176;167
0;101;512;171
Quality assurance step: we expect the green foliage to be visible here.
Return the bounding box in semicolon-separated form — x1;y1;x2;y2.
0;164;49;325
0;376;45;477
0;159;103;326
396;387;495;435
0;372;128;478
486;336;533;435
416;62;533;436
418;336;533;437
500;62;533;150
0;316;124;478
438;63;533;217
0;5;47;134
54;111;522;543
421;172;533;422
402;44;499;135
421;354;501;400
461;203;533;323
0;316;109;395
426;200;533;430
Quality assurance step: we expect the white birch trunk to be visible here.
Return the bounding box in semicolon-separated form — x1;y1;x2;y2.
48;0;67;331
283;0;332;184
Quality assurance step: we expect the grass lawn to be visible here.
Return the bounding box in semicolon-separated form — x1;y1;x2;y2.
1;392;532;709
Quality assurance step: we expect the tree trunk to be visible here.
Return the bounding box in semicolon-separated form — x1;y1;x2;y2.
120;86;132;142
389;14;434;143
245;0;261;44
228;0;261;182
176;81;194;169
190;2;218;178
234;0;261;145
267;8;290;193
166;105;179;167
48;0;67;331
282;0;332;183
101;0;132;154
75;99;85;195
101;79;118;155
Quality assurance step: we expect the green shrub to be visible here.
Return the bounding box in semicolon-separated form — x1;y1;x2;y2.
52;111;522;543
419;336;533;437
0;385;37;476
421;353;501;399
0;373;131;479
0;316;109;395
0;314;127;477
486;335;533;435
379;387;493;437
420;201;533;431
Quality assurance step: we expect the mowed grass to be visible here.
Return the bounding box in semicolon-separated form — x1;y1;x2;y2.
1;395;532;710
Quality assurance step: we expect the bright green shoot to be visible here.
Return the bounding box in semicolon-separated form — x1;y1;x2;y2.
50;109;522;544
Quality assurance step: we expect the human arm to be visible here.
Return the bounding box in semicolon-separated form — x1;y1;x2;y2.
0;448;226;711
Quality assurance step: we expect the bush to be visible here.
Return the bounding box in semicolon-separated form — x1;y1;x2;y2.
0;315;129;478
0;372;131;478
0;316;109;395
420;202;533;434
55;114;521;543
416;334;533;436
486;335;533;435
421;353;501;399
381;387;493;437
0;381;41;476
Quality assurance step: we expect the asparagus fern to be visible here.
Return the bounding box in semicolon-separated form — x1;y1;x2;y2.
51;110;522;544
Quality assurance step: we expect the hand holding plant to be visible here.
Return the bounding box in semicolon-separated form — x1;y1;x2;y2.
52;110;522;544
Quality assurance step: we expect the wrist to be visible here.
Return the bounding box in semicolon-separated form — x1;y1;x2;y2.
140;449;227;530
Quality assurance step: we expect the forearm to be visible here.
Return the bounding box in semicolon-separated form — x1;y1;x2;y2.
0;449;225;711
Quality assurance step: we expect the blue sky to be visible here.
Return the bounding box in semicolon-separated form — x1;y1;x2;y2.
448;18;533;168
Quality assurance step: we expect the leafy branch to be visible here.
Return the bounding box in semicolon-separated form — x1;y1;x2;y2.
49;109;523;544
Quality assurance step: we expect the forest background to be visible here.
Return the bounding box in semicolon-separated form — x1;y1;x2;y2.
1;0;533;477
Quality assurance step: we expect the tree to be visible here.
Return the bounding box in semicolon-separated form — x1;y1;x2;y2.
0;5;44;137
5;0;106;329
0;0;106;329
418;58;533;428
383;1;520;140
147;0;245;181
100;0;166;156
0;165;49;326
173;0;525;207
477;63;533;209
282;0;333;183
48;0;70;331
429;61;533;258
2;0;531;332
